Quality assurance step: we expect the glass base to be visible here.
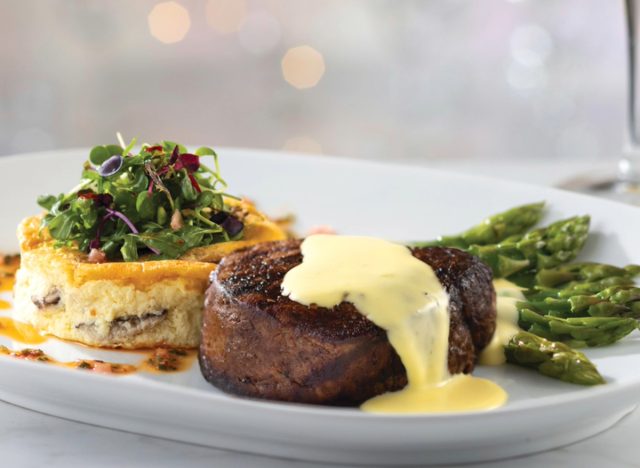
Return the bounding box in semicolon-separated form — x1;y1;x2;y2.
556;173;640;206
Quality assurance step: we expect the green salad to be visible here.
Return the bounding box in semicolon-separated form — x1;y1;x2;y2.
37;137;243;262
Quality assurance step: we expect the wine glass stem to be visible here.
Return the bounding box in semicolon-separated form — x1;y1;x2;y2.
623;0;640;182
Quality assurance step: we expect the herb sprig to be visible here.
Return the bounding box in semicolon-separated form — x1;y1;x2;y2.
38;138;244;262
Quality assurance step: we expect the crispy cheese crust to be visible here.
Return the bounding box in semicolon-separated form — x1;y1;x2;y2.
13;199;286;349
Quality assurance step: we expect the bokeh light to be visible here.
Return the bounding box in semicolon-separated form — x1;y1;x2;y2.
281;46;325;89
506;24;553;91
148;1;191;44
1;1;624;164
206;0;247;35
510;24;553;68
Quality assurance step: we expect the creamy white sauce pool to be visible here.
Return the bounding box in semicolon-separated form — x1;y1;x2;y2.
281;235;507;414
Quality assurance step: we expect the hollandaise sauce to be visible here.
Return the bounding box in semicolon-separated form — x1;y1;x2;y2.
479;279;526;366
281;235;507;414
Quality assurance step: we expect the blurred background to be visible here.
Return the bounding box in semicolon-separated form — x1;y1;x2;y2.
0;0;627;167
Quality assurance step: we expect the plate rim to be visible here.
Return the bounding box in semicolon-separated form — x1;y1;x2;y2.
1;147;639;421
1;352;639;422
4;148;640;464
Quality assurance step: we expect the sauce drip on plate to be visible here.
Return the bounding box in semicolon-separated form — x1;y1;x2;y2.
0;254;19;292
0;337;197;376
0;317;47;344
282;235;507;414
0;314;195;375
0;346;137;374
140;347;197;373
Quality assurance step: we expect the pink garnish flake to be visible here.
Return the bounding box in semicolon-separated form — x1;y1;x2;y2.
307;225;336;235
91;361;115;374
88;248;107;263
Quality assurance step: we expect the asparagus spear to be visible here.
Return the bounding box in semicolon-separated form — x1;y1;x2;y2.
547;276;637;297
468;216;591;278
414;202;545;249
535;262;640;288
518;308;638;348
504;331;605;385
521;263;640;318
524;285;640;319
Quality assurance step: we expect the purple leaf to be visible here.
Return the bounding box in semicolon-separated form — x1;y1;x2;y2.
94;193;114;207
98;155;124;177
105;208;161;255
210;212;228;224
105;208;139;234
221;215;244;237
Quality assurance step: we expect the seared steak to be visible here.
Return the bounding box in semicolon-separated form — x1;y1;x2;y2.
199;239;496;406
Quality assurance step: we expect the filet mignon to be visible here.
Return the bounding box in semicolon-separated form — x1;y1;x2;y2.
199;239;496;406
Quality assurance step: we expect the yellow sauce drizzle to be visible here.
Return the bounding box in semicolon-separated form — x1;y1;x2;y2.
0;300;10;310
0;278;15;292
479;279;525;366
361;374;505;413
0;317;48;344
282;235;507;414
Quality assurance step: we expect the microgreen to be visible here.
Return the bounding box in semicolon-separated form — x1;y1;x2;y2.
98;155;124;177
38;139;244;261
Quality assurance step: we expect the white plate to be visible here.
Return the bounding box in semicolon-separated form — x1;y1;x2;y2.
1;148;639;466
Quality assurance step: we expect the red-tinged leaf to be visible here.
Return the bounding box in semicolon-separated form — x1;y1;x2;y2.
144;145;163;153
95;194;114;206
169;145;180;164
77;191;113;207
77;190;96;200
180;154;200;172
188;173;202;193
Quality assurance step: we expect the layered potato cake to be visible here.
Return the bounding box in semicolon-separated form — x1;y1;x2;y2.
14;199;286;348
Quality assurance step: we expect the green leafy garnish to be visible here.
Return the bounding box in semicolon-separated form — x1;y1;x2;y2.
38;138;244;261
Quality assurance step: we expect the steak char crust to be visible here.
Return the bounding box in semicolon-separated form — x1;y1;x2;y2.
199;239;496;406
